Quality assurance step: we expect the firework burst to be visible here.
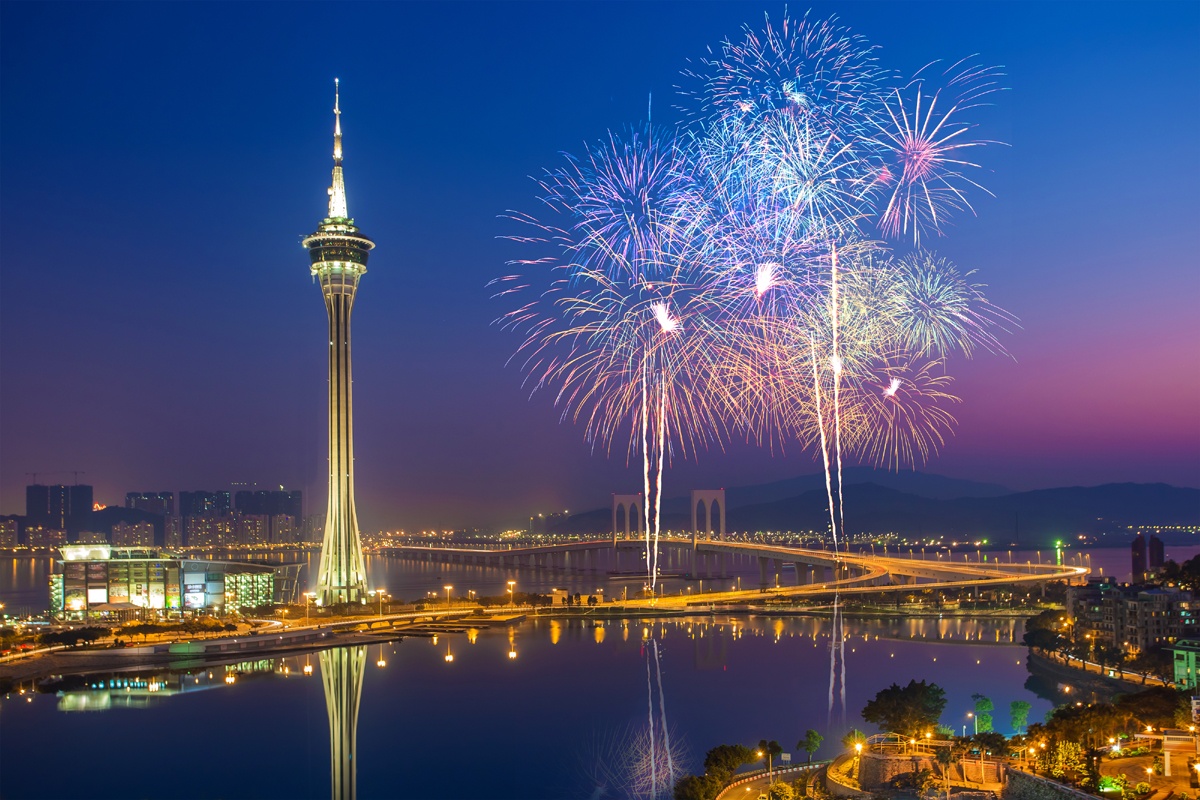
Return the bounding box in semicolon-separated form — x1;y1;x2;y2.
497;10;1014;567
872;57;1007;245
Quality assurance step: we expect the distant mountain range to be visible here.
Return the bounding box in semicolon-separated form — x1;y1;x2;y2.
550;470;1200;546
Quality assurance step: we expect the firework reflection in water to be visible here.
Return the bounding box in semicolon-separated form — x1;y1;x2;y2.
578;640;687;800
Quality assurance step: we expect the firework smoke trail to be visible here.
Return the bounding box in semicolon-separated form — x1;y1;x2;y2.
652;639;674;790
646;646;656;797
827;593;838;718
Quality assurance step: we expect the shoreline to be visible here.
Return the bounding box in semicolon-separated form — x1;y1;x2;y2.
1;605;1039;688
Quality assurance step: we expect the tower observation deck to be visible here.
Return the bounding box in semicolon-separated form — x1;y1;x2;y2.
303;79;374;605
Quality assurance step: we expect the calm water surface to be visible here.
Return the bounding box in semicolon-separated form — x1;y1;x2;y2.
2;614;1044;800
2;546;1193;800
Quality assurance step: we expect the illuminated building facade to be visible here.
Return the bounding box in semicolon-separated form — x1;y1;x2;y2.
49;545;274;618
112;521;155;547
303;80;374;605
0;517;16;547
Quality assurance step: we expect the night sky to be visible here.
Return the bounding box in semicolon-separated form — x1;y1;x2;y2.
1;2;1197;531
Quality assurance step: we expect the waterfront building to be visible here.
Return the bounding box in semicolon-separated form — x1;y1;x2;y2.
303;514;324;543
302;80;374;605
1068;577;1198;653
49;545;274;619
270;513;297;544
237;514;271;546
179;490;231;518
0;517;18;547
26;525;66;548
184;512;236;548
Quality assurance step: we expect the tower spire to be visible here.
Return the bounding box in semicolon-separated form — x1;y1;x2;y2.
328;78;348;219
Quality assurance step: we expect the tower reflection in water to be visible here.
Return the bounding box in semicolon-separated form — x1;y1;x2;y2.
321;646;367;800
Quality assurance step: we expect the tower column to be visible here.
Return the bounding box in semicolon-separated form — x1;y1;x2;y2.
304;79;375;606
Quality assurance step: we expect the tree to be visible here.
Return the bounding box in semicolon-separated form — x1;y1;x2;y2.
973;731;1007;757
1130;646;1174;685
972;694;995;733
842;729;867;750
935;746;953;799
798;729;823;764
758;740;783;777
767;780;795;800
891;768;936;796
1010;701;1032;735
1114;685;1191;730
861;679;947;735
703;744;756;783
673;774;719;800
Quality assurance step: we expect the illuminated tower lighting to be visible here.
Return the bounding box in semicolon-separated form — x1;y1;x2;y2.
304;79;374;605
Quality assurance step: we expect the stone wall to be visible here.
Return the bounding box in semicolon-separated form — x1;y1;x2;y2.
1003;767;1095;800
858;752;936;789
826;756;871;798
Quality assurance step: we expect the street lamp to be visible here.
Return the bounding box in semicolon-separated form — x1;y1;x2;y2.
967;712;977;736
507;580;516;608
303;591;317;625
368;589;388;618
444;585;453;609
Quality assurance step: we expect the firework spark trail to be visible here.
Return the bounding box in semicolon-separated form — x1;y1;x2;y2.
810;337;839;552
830;244;846;549
642;358;652;587
653;380;667;591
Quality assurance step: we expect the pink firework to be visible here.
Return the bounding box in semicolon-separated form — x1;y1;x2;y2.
873;57;1006;245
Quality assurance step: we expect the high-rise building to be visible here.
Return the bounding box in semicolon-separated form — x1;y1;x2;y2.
179;491;231;518
112;521;156;547
302;80;374;605
26;484;93;531
234;489;302;519
237;514;271;546
1131;532;1166;581
183;512;235;548
270;514;297;544
126;492;175;517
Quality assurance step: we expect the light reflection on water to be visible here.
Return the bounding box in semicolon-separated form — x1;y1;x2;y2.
4;613;1054;800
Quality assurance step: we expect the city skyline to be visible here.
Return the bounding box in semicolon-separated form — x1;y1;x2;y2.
1;2;1197;532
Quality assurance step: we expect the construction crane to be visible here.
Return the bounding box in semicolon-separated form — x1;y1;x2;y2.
22;470;86;485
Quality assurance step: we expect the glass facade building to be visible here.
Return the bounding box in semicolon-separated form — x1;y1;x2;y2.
50;545;275;619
